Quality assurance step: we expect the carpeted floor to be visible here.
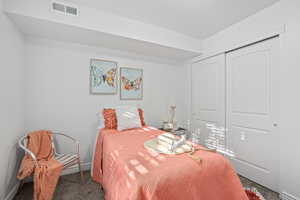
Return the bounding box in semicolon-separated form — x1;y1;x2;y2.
239;176;279;200
14;171;279;200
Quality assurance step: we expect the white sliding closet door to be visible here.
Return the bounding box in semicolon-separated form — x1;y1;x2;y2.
191;54;225;145
226;37;279;191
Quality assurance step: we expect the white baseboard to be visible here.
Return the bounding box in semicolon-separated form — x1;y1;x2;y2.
4;183;20;200
61;162;91;176
281;192;300;200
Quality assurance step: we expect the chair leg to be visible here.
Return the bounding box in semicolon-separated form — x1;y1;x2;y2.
18;179;25;193
78;158;85;184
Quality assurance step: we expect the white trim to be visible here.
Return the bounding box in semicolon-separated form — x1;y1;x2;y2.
189;24;286;64
280;192;300;200
4;183;20;200
190;52;224;64
61;162;91;176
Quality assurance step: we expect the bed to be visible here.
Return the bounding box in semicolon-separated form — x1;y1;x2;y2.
91;126;249;200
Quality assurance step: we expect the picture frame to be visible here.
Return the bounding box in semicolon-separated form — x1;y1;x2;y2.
90;59;118;94
120;67;143;100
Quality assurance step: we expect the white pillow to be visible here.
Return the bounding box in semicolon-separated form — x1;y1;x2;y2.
116;106;142;131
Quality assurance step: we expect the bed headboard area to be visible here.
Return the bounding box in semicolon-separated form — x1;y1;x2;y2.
97;105;145;130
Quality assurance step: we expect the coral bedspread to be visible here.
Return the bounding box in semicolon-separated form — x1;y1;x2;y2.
92;126;248;200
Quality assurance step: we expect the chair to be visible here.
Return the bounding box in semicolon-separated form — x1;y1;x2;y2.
18;132;84;183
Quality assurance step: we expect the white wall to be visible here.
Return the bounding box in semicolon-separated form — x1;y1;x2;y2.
0;0;25;199
188;0;300;198
24;37;188;166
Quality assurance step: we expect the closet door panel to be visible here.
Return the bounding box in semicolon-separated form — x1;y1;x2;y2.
230;51;269;114
226;37;279;191
191;54;225;145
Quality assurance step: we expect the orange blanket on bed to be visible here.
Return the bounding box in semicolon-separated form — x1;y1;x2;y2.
17;130;63;200
92;127;248;200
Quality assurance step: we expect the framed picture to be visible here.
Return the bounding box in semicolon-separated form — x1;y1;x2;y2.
90;59;118;94
120;67;143;100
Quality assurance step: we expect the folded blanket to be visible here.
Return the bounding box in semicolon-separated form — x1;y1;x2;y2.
157;133;176;142
17;130;63;200
157;139;173;149
157;133;190;153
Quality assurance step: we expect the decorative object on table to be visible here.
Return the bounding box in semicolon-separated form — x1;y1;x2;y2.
162;105;177;131
90;59;118;94
162;121;174;131
120;67;143;100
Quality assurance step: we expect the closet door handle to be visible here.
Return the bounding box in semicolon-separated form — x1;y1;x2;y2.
273;123;278;127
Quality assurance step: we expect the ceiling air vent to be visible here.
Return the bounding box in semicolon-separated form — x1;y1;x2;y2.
51;1;79;16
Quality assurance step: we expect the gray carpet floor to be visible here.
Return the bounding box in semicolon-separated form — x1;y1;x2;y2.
14;171;279;200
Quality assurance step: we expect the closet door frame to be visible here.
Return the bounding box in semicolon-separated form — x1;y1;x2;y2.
190;53;226;146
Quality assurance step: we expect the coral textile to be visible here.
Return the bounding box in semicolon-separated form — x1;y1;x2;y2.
17;130;63;200
92;127;248;200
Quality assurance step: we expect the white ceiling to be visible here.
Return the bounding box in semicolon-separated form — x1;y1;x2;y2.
8;13;199;64
68;0;279;39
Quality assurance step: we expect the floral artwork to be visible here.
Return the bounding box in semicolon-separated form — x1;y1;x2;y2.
90;59;118;94
120;68;143;100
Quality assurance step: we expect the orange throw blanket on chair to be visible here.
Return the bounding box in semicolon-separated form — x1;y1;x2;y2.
17;130;63;200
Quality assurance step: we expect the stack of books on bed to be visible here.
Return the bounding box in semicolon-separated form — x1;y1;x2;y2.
156;133;176;152
156;133;192;154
